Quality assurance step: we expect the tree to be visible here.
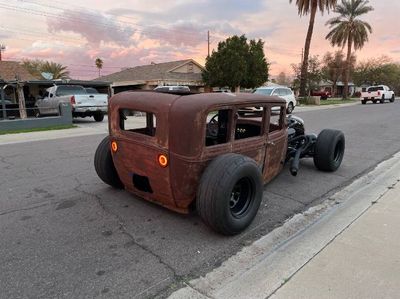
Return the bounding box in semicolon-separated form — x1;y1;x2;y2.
290;0;337;97
326;0;373;98
95;57;104;77
41;61;69;79
202;35;269;91
276;71;291;86
353;56;400;94
22;59;69;79
292;55;322;94
321;51;355;96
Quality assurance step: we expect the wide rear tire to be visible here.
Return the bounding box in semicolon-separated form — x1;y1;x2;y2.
94;137;124;188
196;153;263;235
313;129;345;172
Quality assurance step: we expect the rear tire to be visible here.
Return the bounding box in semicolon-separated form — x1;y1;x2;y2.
94;137;124;189
196;153;263;235
313;129;345;172
380;95;385;104
372;100;377;104
94;113;104;122
361;100;366;105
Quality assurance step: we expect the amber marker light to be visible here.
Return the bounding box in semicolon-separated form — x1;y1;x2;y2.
111;141;118;152
158;154;168;167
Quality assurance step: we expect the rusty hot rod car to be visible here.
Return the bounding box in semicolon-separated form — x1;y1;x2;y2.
94;91;345;235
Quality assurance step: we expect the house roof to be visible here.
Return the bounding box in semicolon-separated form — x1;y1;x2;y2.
0;61;39;81
96;59;203;83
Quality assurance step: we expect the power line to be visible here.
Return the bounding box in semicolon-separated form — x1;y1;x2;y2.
20;0;209;37
0;1;208;39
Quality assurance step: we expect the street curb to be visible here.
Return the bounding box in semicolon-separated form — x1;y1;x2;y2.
168;152;400;299
294;101;359;113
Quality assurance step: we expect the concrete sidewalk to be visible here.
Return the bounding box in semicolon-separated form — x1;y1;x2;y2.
169;152;400;299
271;181;400;299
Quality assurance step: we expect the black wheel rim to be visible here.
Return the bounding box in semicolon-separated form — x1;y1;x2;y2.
229;178;253;218
334;140;344;163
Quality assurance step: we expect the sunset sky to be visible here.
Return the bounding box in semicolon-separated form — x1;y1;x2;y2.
1;0;399;79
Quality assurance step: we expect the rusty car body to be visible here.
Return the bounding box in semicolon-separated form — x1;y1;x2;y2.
95;91;345;235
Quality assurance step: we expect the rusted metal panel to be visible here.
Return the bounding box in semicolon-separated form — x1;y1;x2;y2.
108;91;287;214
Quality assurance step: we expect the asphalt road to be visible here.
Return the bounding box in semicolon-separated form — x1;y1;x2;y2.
1;100;400;298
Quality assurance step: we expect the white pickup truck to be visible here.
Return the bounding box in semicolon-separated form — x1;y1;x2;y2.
360;85;395;104
35;85;108;121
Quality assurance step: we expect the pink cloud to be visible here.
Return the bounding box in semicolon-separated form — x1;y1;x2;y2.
47;9;135;47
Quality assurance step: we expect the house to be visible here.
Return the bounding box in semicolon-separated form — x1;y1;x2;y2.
317;80;356;97
97;59;205;94
1;61;111;119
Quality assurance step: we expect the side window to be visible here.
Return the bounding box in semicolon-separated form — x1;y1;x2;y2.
205;109;231;146
269;106;283;133
119;109;156;137
235;107;264;140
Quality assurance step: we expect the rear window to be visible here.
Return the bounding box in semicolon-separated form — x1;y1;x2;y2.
85;88;98;93
56;86;87;96
367;86;384;92
254;88;273;96
119;109;156;137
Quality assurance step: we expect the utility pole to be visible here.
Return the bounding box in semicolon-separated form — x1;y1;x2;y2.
0;44;6;61
207;31;210;58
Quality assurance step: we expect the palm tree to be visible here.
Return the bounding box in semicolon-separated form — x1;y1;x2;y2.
95;58;103;77
326;0;373;98
41;61;70;79
290;0;337;97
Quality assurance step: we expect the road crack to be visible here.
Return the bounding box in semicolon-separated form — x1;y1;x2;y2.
72;178;182;289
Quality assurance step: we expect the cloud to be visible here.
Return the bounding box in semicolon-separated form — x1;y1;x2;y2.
47;9;135;47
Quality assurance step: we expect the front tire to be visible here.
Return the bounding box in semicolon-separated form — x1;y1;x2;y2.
94;112;104;122
390;95;395;103
313;129;345;172
34;107;41;118
196;154;263;235
286;102;294;114
94;137;124;189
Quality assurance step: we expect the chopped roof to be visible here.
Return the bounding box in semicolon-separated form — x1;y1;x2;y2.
0;61;39;81
97;59;203;83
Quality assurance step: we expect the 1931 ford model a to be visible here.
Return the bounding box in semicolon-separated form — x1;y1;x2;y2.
95;91;345;235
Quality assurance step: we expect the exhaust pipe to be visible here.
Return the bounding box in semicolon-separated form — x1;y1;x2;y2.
290;147;302;176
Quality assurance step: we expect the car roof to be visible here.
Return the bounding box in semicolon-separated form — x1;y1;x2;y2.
256;86;289;90
110;91;286;114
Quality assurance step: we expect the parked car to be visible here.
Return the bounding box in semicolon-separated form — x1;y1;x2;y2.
94;91;345;235
311;90;331;100
360;85;395;104
154;85;190;92
35;85;108;121
253;86;296;113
